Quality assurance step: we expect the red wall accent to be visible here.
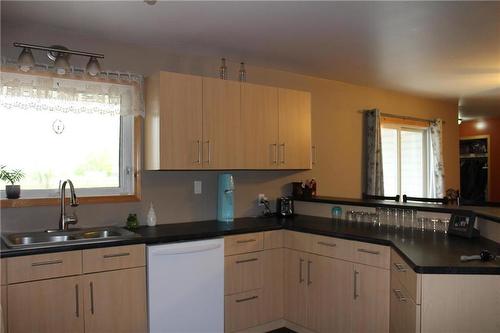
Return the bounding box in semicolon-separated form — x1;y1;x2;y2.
459;117;500;201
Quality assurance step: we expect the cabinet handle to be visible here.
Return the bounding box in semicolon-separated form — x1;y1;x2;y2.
31;259;63;267
393;289;407;302
299;258;304;283
307;260;312;285
353;269;359;300
236;238;256;244
236;258;258;264
204;140;211;164
103;252;130;259
236;295;258;303
279;143;286;164
90;282;95;315
393;263;407;272
312;145;317;165
357;248;380;255
75;284;79;318
317;241;336;247
194;140;201;164
271;143;278;164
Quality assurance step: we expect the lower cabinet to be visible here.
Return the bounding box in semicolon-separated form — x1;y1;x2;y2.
8;276;84;333
82;267;147;333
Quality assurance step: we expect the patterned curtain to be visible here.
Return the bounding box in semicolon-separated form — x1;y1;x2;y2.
364;109;384;195
429;119;445;198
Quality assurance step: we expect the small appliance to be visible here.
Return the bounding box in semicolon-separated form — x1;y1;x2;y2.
217;173;234;222
276;197;294;217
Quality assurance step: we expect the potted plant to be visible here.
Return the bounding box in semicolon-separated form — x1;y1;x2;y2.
0;165;25;199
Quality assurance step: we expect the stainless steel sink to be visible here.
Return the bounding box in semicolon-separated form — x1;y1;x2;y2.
1;226;140;249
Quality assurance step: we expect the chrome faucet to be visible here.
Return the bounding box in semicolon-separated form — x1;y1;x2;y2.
59;179;79;230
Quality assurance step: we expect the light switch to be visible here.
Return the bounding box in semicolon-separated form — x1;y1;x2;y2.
194;180;202;194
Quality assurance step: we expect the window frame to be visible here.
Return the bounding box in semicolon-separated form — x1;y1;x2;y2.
381;122;429;198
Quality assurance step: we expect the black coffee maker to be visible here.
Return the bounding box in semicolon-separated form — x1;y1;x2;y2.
276;197;294;217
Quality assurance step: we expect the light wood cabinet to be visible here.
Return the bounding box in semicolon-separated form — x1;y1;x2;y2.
284;249;309;328
241;83;279;169
225;252;263;295
225;289;263;332
82;267;147;333
390;276;420;333
202;77;242;169
7;276;84;333
352;263;390;333
1;285;7;333
278;88;312;169
261;248;284;324
145;71;203;170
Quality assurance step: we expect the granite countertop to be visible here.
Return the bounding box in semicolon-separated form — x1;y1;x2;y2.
293;195;500;223
1;215;499;275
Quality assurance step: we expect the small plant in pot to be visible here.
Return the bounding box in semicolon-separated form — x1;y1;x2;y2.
0;165;25;199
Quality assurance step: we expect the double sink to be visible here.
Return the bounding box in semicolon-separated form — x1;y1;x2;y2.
2;226;140;249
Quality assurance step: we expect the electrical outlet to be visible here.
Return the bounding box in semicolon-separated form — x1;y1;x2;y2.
194;181;202;194
258;194;267;206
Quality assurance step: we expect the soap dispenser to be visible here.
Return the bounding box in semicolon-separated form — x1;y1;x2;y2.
147;203;157;227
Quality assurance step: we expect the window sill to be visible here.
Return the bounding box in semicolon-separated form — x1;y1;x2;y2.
0;194;141;208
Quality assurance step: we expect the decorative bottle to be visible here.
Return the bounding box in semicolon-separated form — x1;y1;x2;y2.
147;203;157;227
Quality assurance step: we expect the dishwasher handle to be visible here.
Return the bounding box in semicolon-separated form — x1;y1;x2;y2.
149;242;222;256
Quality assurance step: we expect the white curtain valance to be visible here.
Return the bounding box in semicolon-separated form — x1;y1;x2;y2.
0;71;144;117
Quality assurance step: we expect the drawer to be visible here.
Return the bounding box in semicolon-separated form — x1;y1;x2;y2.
225;233;264;256
7;251;82;283
390;275;420;333
1;259;6;285
391;249;420;304
225;289;262;332
311;234;353;261
225;252;263;295
82;244;145;273
352;241;390;269
264;230;284;250
283;230;313;253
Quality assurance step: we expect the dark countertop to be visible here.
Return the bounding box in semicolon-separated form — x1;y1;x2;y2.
2;215;499;275
293;195;500;223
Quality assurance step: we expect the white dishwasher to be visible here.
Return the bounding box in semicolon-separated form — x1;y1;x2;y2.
147;238;224;333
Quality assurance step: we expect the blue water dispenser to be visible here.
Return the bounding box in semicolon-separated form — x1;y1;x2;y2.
217;173;234;222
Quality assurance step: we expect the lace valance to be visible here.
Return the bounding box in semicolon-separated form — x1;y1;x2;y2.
0;71;144;117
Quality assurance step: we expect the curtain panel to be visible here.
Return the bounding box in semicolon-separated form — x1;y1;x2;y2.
364;109;384;196
429;119;445;198
0;70;144;117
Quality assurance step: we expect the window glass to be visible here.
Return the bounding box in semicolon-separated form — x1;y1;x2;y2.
381;128;398;196
401;130;425;197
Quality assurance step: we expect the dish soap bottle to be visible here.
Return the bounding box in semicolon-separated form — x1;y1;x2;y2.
147;203;157;227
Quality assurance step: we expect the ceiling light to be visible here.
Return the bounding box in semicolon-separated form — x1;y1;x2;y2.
54;54;70;75
17;48;35;72
86;57;101;76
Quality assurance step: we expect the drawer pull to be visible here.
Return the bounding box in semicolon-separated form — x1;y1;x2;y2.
236;258;258;264
236;239;256;244
236;295;258;303
31;259;63;267
357;248;380;255
353;269;360;300
393;263;407;272
103;252;130;259
393;289;407;302
317;241;336;247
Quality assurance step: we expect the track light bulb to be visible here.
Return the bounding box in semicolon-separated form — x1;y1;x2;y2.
86;57;101;76
54;54;70;75
17;48;35;72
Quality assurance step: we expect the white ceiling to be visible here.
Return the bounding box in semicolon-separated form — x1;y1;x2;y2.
2;1;500;117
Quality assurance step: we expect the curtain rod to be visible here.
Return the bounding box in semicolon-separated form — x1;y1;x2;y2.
358;110;445;124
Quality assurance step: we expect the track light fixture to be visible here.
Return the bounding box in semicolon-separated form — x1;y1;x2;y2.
17;47;35;72
13;42;104;76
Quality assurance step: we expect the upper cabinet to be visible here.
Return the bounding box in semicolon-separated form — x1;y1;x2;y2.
145;71;312;170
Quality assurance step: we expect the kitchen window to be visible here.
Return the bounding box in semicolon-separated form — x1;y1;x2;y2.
0;70;143;206
381;123;430;198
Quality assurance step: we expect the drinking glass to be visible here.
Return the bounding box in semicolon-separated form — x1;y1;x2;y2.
332;206;342;221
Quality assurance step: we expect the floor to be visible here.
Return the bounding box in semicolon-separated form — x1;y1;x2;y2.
267;328;297;333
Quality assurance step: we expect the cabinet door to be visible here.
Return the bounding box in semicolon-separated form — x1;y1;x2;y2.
278;88;311;169
202;77;241;169
284;249;308;328
390;278;419;333
307;254;352;333
1;285;7;333
7;276;84;333
352;264;390;333
83;267;147;333
241;83;279;169
261;248;284;324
